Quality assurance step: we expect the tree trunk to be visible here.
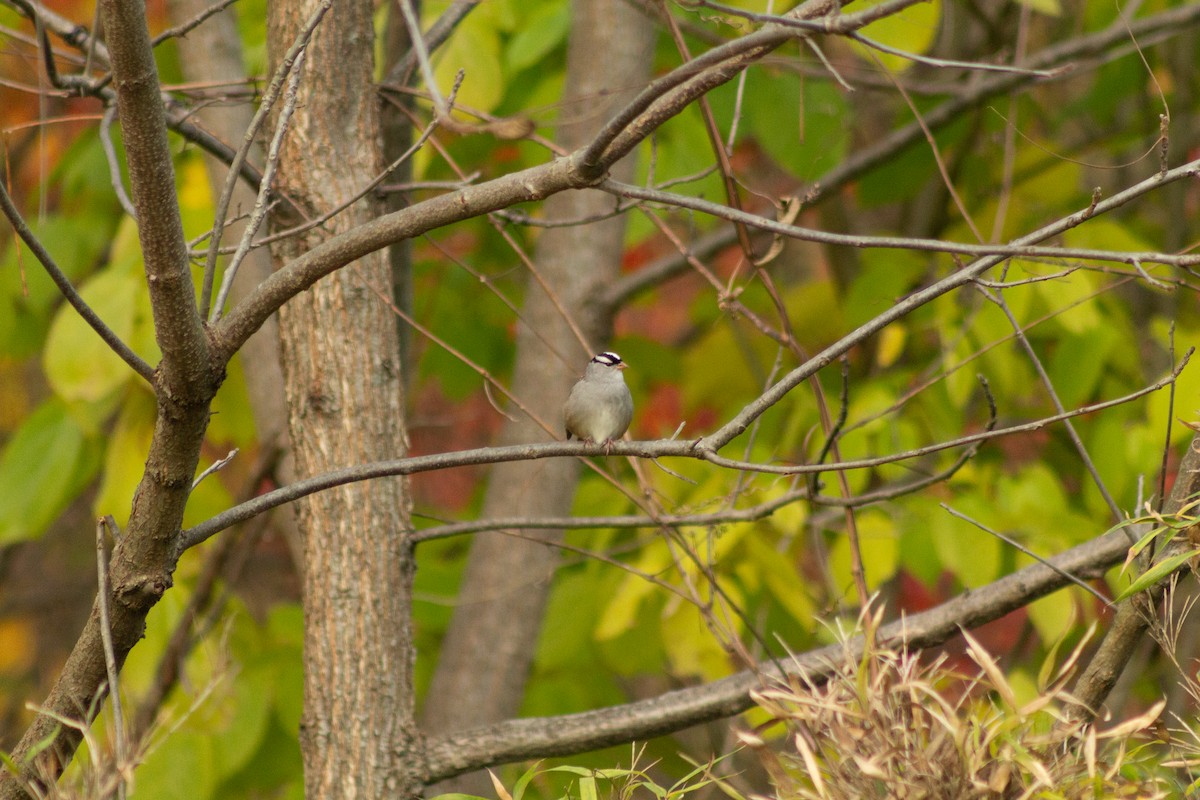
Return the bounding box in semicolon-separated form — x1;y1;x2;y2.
421;0;655;792
266;2;419;797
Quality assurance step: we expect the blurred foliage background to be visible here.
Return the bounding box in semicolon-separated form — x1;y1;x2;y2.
2;0;1200;796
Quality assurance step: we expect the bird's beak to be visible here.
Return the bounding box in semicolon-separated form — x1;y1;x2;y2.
617;362;628;370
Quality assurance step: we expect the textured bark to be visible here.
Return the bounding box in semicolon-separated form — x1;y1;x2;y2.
420;0;655;791
266;1;418;797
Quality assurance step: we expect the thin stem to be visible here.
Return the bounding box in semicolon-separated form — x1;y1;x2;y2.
210;44;309;321
201;0;331;321
985;288;1126;526
99;102;136;219
95;516;127;800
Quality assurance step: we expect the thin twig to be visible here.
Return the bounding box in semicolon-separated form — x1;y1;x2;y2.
395;0;447;118
940;503;1113;606
209;43;309;319
849;31;1055;77
201;0;332;321
602;179;1200;268
95;516;127;800
150;0;240;47
191;448;238;490
99;103;137;219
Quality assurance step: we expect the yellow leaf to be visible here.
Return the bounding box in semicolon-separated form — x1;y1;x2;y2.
43;269;141;403
432;10;504;118
851;0;942;73
93;388;156;526
0;618;35;673
1015;0;1061;16
595;569;659;641
662;597;736;680
828;510;899;602
1027;591;1077;646
875;323;906;368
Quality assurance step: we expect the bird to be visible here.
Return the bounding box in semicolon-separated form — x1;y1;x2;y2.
564;351;634;451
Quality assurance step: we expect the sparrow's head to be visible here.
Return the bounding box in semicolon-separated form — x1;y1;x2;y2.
591;351;626;370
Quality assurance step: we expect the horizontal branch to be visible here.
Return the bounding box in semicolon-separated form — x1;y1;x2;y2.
180;354;1186;553
421;523;1134;781
411;443;983;542
603;179;1200;267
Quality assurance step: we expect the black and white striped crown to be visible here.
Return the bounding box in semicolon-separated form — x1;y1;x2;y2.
591;351;623;367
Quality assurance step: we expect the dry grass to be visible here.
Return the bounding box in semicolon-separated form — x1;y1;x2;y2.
739;609;1178;800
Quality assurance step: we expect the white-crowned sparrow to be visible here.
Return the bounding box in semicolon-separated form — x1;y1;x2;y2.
564;351;633;450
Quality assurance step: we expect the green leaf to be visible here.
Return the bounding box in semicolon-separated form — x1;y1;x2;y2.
505;2;569;73
0;400;96;544
931;500;1001;588
1113;549;1200;603
738;74;849;181
0;213;115;359
579;774;598;800
211;660;275;776
742;537;814;626
510;761;541;800
43;268;144;403
1047;326;1117;408
131;731;218;800
844;250;927;329
433;7;504;116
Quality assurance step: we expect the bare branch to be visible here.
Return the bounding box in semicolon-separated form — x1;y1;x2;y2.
100;0;210;392
211;157;586;359
421;521;1135;781
601;178;1200;269
179;353;1187;553
94;516;126;800
99;103;137;219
